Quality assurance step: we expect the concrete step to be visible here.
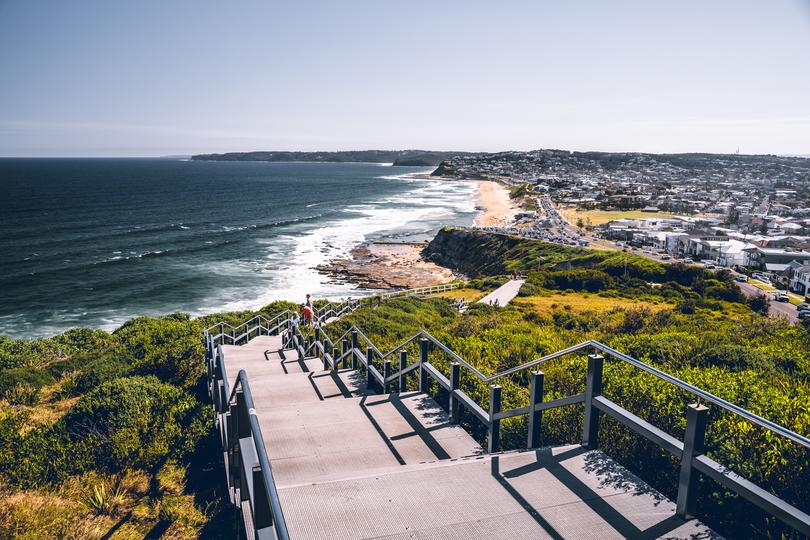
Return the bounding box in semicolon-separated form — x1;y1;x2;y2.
277;444;719;540
259;391;483;488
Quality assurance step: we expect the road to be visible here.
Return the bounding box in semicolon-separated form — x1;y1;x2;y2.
735;280;798;323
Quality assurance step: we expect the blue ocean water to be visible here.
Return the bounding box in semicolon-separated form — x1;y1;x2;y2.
0;159;477;338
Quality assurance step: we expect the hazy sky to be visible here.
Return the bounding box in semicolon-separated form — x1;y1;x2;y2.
1;0;809;156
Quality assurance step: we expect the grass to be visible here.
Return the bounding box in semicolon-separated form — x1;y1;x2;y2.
513;292;672;314
0;465;211;539
433;288;485;302
559;207;677;226
748;280;776;293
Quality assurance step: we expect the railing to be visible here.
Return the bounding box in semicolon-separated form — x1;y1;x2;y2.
293;321;810;536
206;311;293;346
205;333;289;539
380;282;459;299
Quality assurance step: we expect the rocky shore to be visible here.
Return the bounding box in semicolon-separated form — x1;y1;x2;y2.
315;181;520;289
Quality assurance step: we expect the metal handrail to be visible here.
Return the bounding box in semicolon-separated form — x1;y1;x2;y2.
343;326;810;450
206;340;289;539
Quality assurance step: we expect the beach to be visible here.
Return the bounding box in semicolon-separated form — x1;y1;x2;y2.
473;180;521;226
319;180;518;289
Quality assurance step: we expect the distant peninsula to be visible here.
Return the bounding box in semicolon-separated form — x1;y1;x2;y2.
190;150;476;167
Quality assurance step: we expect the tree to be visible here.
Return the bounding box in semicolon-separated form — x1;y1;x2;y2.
748;293;770;316
576;217;585;230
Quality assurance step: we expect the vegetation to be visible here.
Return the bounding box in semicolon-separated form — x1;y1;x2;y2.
2;227;808;538
345;233;810;539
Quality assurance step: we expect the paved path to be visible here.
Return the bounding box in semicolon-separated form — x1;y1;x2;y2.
217;334;718;539
479;279;525;307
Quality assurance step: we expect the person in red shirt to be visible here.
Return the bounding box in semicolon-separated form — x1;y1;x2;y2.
300;303;315;326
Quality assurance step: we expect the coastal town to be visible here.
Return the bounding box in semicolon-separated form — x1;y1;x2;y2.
434;150;810;318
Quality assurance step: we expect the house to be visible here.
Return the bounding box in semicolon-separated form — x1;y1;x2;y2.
742;247;810;271
790;264;810;295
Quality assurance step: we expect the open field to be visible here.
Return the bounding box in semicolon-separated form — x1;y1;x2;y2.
512;292;673;314
559;207;676;226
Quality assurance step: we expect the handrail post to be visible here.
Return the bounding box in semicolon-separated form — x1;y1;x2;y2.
398;350;408;392
449;362;461;424
314;327;321;358
322;338;331;370
419;338;430;394
488;385;502;453
366;346;376;393
227;401;239;498
341;339;349;369
351;329;359;370
528;371;544;449
582;354;604;449
383;360;392;393
332;346;339;371
236;389;251;440
676;403;709;519
253;465;274;530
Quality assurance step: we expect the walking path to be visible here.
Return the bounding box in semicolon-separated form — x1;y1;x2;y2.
216;333;717;539
478;279;525;307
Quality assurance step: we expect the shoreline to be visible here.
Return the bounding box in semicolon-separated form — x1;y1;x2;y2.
317;180;518;289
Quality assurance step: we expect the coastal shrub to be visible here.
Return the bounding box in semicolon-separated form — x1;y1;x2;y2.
0;367;54;402
68;354;133;396
114;315;204;389
59;376;211;473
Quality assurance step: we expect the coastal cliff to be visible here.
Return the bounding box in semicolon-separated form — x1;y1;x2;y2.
422;227;525;276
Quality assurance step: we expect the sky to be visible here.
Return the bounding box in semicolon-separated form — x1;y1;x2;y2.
1;0;809;157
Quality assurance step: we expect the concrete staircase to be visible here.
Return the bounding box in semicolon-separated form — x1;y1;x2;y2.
218;335;718;540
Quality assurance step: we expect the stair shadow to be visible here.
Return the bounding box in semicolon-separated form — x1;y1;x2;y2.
361;391;484;461
496;446;720;540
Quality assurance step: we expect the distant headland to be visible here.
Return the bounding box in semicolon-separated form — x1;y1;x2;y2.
190;150;478;167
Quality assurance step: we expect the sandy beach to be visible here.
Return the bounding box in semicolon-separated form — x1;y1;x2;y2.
317;180;519;289
473;181;521;226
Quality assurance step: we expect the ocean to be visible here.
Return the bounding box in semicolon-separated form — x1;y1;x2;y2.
0;159;477;338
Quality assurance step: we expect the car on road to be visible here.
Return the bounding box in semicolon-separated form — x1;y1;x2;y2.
798;310;810;319
683;258;693;263
775;293;789;303
734;275;747;283
704;263;716;269
661;254;671;260
797;303;810;311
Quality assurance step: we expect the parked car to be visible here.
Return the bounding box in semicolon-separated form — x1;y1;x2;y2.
775;293;789;303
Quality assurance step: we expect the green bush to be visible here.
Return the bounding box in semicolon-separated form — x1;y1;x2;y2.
60;376;211;473
0;367;55;401
114;315;204;388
